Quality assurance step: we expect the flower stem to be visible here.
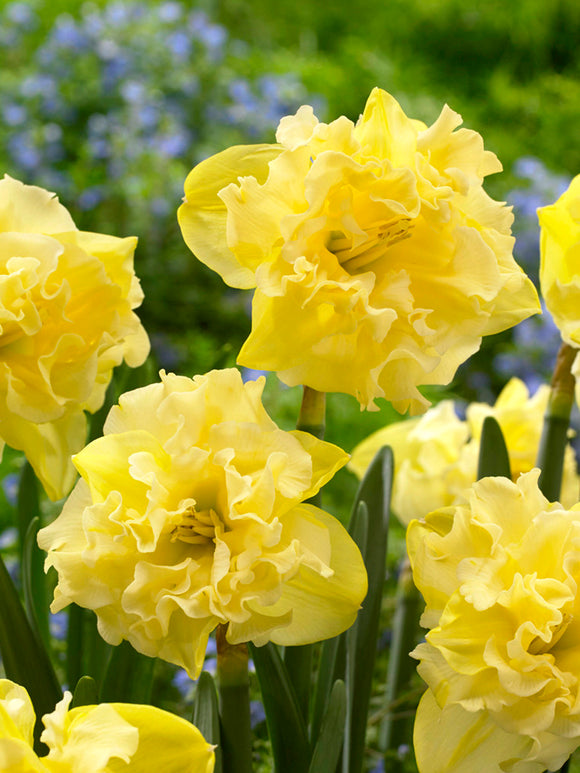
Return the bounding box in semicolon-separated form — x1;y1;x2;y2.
285;386;327;725
216;624;252;773
380;557;422;763
537;342;577;501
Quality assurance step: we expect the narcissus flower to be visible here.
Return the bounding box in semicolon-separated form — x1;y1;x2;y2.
0;678;215;772
348;378;579;524
38;368;366;678
408;471;580;772
0;175;149;500
539;174;580;347
178;88;539;412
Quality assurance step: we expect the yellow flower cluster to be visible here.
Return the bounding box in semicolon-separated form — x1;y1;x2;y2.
38;368;367;678
349;378;579;524
408;471;580;772
0;176;149;499
0;679;214;772
179;88;539;412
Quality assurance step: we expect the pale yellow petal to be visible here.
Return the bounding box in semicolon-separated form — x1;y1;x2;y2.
178;144;281;288
414;689;535;773
106;704;215;773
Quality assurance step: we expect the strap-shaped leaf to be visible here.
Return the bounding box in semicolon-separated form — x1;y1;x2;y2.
100;639;156;703
66;604;112;691
71;676;99;708
22;517;50;649
379;558;422;752
193;671;222;773
346;445;393;773
477;416;511;480
0;551;61;752
309;680;346;773
249;641;310;773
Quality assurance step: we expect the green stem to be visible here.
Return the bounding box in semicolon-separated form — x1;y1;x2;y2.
537;343;577;501
380;557;422;767
286;385;327;725
216;624;252;773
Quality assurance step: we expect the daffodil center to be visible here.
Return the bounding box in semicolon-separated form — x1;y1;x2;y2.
171;503;218;545
327;217;414;272
528;612;572;656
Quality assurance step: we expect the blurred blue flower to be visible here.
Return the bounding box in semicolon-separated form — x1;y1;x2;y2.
158;2;182;23
250;700;266;728
49;611;68;641
0;527;18;550
8;135;41;169
241;368;269;383
5;2;34;27
78;186;105;210
157;131;189;158
2;473;19;507
168;30;191;59
3;103;27;126
121;80;146;104
52;15;87;49
20;73;57;98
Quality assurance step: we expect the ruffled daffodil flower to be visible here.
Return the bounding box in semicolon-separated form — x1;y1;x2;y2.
0;679;215;772
0;175;149;499
179;88;539;413
348;377;579;524
408;471;580;772
38;368;367;678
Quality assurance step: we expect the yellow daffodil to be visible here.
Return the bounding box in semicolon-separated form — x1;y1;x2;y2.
408;471;580;772
539;174;580;347
538;175;580;403
0;175;149;499
0;678;214;772
38;368;367;678
179;88;539;413
348;377;579;524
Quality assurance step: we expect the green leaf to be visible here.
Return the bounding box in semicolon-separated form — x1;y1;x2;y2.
99;640;156;704
193;672;222;773
346;445;393;773
0;551;61;753
17;461;40;558
311;627;344;746
22;517;50;649
309;680;346;773
66;604;113;692
249;642;310;773
379;559;423;754
477;416;511;480
71;676;99;708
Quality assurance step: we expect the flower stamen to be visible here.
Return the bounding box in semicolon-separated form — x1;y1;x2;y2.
171;504;218;545
329;217;414;273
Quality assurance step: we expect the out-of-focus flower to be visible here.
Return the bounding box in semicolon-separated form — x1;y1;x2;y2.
38;368;366;678
0;175;149;500
408;471;580;772
0;678;215;772
179;87;539;413
349;378;579;524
